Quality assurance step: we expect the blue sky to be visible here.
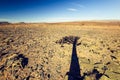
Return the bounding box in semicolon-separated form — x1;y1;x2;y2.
0;0;120;22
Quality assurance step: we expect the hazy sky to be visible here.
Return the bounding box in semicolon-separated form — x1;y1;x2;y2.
0;0;120;22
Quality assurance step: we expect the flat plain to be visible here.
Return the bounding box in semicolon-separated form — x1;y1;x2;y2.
0;21;120;80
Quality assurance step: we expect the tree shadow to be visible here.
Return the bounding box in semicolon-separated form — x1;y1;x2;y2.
56;36;109;80
66;37;83;80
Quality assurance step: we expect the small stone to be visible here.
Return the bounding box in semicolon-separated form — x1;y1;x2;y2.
48;74;50;78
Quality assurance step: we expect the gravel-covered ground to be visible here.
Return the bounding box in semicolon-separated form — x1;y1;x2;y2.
0;22;120;80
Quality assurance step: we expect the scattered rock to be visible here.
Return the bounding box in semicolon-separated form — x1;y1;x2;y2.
0;23;120;80
110;55;117;60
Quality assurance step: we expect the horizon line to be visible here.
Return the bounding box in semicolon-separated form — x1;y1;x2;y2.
0;19;120;23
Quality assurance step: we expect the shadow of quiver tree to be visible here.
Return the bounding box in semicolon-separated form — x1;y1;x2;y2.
56;36;110;80
56;36;82;80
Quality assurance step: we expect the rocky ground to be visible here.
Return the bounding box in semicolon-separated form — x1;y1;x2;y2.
0;22;120;80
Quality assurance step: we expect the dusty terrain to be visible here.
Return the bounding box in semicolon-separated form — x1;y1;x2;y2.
0;21;120;80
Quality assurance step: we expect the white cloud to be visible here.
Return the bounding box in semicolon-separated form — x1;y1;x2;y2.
67;8;78;12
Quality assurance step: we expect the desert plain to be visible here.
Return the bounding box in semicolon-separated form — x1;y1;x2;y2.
0;21;120;80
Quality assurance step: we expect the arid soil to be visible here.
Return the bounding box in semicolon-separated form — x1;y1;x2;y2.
0;22;120;80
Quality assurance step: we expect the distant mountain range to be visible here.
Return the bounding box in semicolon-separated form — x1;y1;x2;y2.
0;21;10;25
